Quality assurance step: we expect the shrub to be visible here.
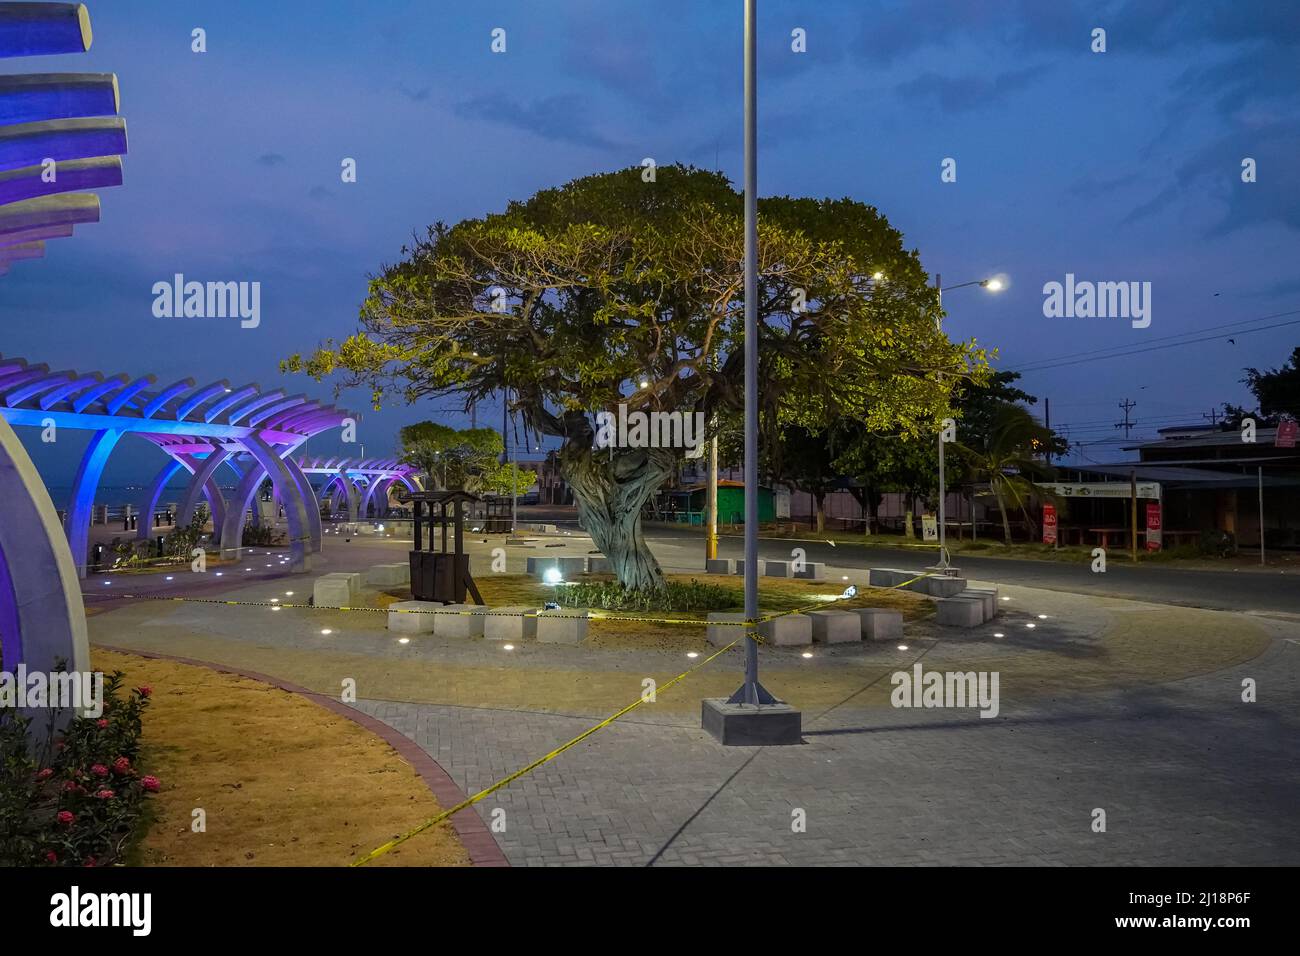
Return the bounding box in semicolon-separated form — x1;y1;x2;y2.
0;671;158;867
555;578;733;612
241;524;284;547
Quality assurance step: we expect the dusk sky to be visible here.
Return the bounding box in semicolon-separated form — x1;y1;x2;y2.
4;0;1298;487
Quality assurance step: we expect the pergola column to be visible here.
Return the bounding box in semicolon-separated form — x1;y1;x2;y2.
242;434;311;572
363;476;395;518
136;457;185;541
176;448;232;529
220;463;268;559
66;426;123;577
334;469;361;522
0;418;90;724
283;455;322;552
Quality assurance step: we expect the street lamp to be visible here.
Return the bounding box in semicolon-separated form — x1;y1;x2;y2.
934;273;1005;568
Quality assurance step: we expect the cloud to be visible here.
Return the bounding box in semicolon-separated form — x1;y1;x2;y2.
452;92;622;151
894;65;1046;113
397;84;431;103
256;153;287;167
308;185;333;201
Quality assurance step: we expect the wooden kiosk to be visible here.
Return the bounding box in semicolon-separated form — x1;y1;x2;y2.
400;489;484;605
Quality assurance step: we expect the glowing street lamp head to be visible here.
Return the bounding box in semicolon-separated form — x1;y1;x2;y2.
543;567;563;585
872;271;885;281
981;274;1009;292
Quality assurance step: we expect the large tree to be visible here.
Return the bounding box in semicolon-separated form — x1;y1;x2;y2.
398;422;502;490
284;165;986;591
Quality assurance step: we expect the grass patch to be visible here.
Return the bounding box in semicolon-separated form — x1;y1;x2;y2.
93;649;468;867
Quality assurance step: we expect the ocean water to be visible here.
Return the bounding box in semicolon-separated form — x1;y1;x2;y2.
42;485;238;512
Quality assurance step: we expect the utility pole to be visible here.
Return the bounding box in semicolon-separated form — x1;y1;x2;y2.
707;430;718;560
1115;399;1137;439
1202;407;1221;427
1043;397;1051;467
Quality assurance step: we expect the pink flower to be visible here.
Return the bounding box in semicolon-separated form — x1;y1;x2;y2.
56;810;75;826
112;757;131;775
45;851;58;864
62;780;81;793
83;857;97;868
141;775;160;793
35;768;54;781
96;719;109;729
94;789;115;800
90;764;109;777
136;685;152;698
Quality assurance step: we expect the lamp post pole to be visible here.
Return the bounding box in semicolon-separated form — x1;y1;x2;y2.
933;274;1005;566
727;0;773;707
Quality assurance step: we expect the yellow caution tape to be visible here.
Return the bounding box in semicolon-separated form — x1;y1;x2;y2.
350;635;743;866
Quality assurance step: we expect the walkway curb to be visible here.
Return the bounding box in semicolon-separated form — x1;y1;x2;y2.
95;643;509;868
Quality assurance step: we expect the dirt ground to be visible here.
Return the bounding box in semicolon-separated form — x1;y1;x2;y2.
94;648;469;868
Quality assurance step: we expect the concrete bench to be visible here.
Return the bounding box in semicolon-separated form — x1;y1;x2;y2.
808;609;860;644
365;563;409;587
707;612;746;648
587;556;611;574
758;613;812;646
484;605;538;641
705;558;733;575
537;608;589;644
936;595;985;628
526;555;588;578
433;603;489;638
916;575;968;598
734;559;767;577
792;561;825;581
387;600;442;634
763;560;791;578
868;568;915;588
963;588;998;620
313;572;361;608
853;608;903;642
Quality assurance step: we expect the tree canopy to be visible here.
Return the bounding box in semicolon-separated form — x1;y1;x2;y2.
284;165;991;589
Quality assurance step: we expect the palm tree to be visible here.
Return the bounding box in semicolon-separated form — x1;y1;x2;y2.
954;403;1057;544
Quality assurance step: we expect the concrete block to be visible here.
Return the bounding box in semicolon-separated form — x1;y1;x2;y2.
763;560;791;578
808;609;860;644
526;555;586;579
587;555;611;574
936;595;984;628
322;571;362;600
537;608;589;644
313;575;353;608
705;558;733;575
433;603;489;638
868;568;913;588
734;559;767;576
707;612;746;648
918;575;967;598
854;608;903;642
702;699;802;745
792;561;825;581
963;588;998;620
758;613;812;646
365;563;409;587
387;600;441;634
484;605;538;641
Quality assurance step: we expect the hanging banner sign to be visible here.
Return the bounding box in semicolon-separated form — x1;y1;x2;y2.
1145;501;1162;551
1039;482;1161;499
1042;503;1057;545
1277;418;1298;448
921;514;938;541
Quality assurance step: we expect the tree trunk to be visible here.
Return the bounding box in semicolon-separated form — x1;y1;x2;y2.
560;442;677;592
993;482;1013;544
814;491;826;533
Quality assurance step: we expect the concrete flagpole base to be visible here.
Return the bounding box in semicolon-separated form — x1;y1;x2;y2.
702;698;802;746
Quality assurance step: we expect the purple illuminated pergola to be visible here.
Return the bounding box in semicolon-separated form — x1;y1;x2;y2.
0;353;355;577
1;2;127;277
298;457;421;522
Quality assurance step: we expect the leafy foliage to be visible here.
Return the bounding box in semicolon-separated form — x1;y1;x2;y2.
556;578;732;612
284;165;990;588
1;672;159;867
398;421;503;490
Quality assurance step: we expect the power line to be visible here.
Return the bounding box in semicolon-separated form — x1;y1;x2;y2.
1008;308;1300;374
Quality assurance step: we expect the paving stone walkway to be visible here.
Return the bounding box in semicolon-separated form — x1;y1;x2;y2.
352;632;1300;866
